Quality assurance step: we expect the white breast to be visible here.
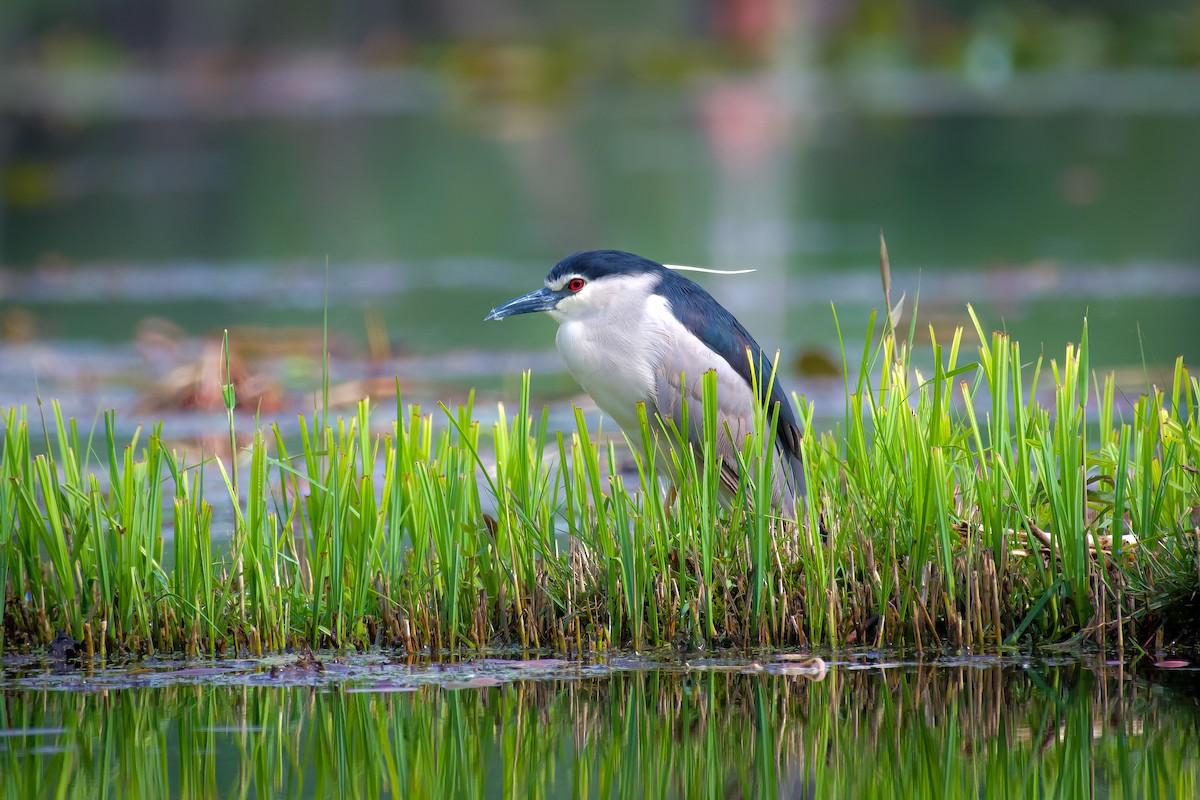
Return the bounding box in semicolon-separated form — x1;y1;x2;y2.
551;276;675;433
556;316;659;432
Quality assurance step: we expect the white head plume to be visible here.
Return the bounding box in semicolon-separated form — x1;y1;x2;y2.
664;264;756;275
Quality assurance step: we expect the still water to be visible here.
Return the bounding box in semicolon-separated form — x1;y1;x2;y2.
1;652;1198;798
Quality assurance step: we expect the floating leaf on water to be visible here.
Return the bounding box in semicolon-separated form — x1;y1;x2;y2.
466;677;502;687
507;658;569;669
769;657;828;680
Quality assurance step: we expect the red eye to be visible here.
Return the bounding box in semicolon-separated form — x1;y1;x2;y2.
567;278;586;292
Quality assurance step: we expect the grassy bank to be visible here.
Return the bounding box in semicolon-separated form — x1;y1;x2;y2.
1;307;1197;656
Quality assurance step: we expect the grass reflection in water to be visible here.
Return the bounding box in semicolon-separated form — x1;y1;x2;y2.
1;657;1197;799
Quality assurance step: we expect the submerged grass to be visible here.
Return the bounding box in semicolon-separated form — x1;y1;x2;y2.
0;304;1198;656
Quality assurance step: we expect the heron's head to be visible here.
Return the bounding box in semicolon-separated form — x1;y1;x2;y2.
485;250;665;324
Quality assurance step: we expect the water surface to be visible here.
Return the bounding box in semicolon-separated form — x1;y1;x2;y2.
2;651;1197;798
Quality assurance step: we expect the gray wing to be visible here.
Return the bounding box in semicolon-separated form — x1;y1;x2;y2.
652;334;800;512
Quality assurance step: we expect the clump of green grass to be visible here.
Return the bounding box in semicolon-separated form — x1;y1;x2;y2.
1;303;1197;656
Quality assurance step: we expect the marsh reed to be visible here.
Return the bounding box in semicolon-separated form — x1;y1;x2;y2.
1;291;1196;657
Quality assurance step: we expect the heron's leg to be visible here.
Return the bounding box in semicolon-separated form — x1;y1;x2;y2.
663;483;678;516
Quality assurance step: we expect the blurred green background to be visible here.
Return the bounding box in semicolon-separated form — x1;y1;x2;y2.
1;0;1198;420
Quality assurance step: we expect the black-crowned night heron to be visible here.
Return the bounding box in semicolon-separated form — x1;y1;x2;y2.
486;249;803;514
